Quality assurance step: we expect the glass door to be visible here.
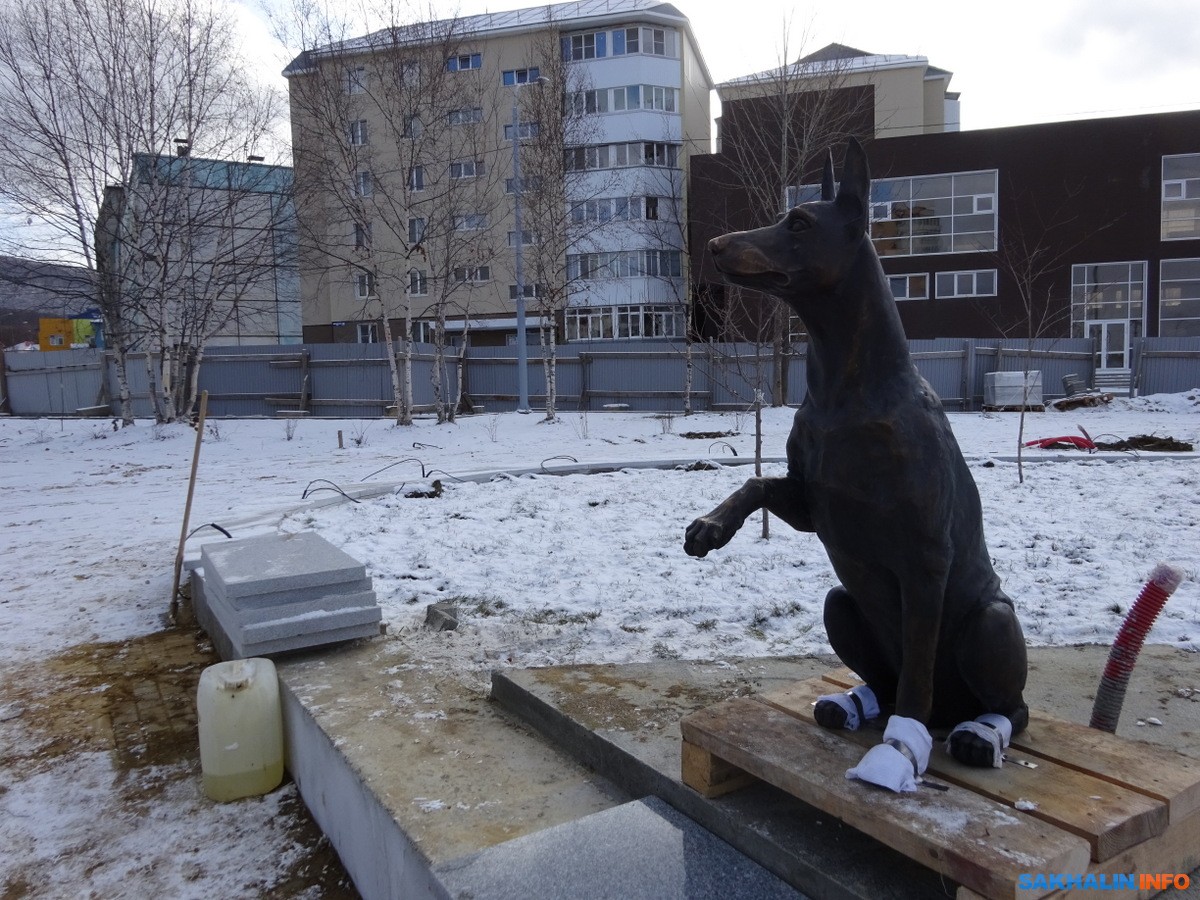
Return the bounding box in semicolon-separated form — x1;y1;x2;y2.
1087;320;1129;370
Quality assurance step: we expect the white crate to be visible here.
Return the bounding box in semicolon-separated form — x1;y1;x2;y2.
984;371;1043;408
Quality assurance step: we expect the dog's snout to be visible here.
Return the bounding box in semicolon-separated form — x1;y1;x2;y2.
709;235;727;256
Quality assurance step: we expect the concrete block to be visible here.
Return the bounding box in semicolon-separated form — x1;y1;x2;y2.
233;621;383;659
435;796;803;899
424;602;459;631
208;577;376;612
226;590;380;626
240;604;382;645
200;532;365;600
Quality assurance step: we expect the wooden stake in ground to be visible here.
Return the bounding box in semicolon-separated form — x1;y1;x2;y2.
170;390;209;623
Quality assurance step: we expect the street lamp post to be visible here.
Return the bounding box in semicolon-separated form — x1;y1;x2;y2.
510;90;530;413
509;76;547;415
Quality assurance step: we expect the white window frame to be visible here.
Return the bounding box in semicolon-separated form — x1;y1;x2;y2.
408;269;428;296
354;170;372;197
348;120;369;146
508;230;538;247
449;159;483;180
504;121;540;141
454;265;491;283
408;217;425;245
1158;258;1200;336
354;222;371;250
934;269;997;299
355;271;377;299
447;107;483;126
1162;154;1200;241
888;273;928;301
356;322;378;343
345;66;367;94
452;213;488;231
502;67;540;86
409;165;425;191
447;53;481;72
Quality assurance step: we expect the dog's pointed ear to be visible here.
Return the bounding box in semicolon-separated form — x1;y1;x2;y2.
821;150;835;201
836;137;870;233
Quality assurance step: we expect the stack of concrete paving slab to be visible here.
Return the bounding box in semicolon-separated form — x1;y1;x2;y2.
191;531;382;660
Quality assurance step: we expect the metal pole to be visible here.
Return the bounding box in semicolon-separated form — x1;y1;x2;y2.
511;91;530;414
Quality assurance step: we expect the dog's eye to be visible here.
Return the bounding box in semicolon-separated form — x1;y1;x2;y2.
788;216;810;234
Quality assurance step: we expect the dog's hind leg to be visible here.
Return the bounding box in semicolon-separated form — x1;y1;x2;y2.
814;586;897;730
947;600;1029;767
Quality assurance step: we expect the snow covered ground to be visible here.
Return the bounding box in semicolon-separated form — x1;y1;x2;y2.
2;393;1198;897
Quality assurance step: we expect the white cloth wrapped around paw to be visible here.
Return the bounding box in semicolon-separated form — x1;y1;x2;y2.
946;713;1012;768
846;716;933;793
815;684;880;731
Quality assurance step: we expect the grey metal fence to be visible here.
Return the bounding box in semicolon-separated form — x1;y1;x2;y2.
4;336;1198;418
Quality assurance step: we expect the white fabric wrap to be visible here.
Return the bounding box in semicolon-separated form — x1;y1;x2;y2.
815;684;880;731
845;716;933;793
946;713;1012;768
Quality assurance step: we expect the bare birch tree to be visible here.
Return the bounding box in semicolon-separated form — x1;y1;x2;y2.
0;0;286;423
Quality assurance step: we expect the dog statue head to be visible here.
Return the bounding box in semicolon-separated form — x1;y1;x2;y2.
708;138;871;308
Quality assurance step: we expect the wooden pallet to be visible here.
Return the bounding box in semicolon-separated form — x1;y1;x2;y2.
680;672;1200;900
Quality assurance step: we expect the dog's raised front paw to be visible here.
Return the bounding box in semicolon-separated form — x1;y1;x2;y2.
684;516;730;558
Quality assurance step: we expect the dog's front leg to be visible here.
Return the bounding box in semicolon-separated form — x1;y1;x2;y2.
847;572;945;793
684;475;811;558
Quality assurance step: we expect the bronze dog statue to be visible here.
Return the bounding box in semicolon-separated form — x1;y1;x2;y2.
685;139;1028;787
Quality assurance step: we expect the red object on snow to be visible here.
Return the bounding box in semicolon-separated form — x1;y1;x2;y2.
1089;564;1185;732
1023;435;1097;450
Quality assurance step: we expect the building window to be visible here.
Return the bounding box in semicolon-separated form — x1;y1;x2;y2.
348;120;369;146
1158;259;1200;336
449;159;483;179
345;66;366;94
644;196;659;220
566;250;681;280
447;107;483;125
568;90;609;115
408;269;428;295
566;307;614;341
446;53;481;72
1071;262;1146;336
508;230;538;246
606;85;680;113
1162;154;1200;241
504;121;540;141
934;269;996;299
505;176;542;194
888;273;928;300
612;26;676;58
410;165;425;191
354;170;372;196
402;115;422;138
355;271;377;299
452;213;488;231
454;265;491;283
564;141;680;172
396;60;419;85
408;217;425;245
566;31;606;60
354;222;371;250
502;67;540;86
616;304;684;339
871;171;997;256
509;283;543;299
357;322;378;343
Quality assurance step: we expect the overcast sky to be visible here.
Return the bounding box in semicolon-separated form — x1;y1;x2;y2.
417;0;1200;131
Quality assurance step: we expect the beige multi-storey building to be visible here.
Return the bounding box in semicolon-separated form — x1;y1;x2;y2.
284;0;712;347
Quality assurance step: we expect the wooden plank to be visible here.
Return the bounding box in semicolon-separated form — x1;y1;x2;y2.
762;680;1167;862
681;696;1090;900
1055;812;1200;899
1013;720;1200;828
680;740;755;798
818;669;1200;827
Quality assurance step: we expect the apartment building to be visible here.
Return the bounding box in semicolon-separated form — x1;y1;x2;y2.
284;0;712;346
95;153;300;347
691;44;1200;390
